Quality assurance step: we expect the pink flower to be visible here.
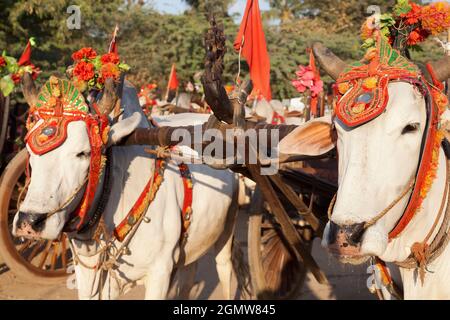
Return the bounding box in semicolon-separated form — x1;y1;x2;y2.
310;80;324;97
292;64;324;97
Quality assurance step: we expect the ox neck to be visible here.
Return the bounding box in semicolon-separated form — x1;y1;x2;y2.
382;146;448;262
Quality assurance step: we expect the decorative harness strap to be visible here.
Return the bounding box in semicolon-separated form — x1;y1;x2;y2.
113;159;194;243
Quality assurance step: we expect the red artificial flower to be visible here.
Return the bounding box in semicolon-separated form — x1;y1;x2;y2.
72;47;97;61
401;2;423;25
11;73;21;84
0;57;6;67
407;28;429;45
100;53;120;64
99;62;119;83
73;61;95;81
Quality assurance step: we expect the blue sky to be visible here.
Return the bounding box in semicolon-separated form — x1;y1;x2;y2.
153;0;270;19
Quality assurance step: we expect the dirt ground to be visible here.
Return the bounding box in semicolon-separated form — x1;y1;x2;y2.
0;210;375;300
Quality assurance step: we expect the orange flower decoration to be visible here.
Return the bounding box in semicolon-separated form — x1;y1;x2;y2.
421;2;450;35
361;17;376;40
99;63;119;83
72;47;97;61
100;53;120;64
73;61;95;81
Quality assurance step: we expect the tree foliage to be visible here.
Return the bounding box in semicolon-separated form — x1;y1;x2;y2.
0;0;446;100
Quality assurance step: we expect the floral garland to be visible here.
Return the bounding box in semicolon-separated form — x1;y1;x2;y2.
361;0;450;50
69;47;130;92
0;39;40;97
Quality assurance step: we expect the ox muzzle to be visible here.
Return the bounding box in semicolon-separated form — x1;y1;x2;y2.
14;211;46;238
327;221;366;257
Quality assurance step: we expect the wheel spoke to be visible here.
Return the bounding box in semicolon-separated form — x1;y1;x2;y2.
27;240;45;262
50;243;58;270
17;239;32;254
61;236;67;269
38;241;53;269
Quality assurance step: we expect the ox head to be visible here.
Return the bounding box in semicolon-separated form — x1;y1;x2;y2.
12;74;142;240
290;41;450;264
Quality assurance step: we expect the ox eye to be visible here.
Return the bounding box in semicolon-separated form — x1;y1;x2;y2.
76;151;91;158
402;123;420;135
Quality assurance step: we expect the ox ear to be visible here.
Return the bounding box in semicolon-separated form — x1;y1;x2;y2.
108;112;143;146
278;115;336;157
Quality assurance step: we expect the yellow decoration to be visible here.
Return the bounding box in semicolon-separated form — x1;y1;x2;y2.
338;82;350;94
363;77;378;89
351;103;366;115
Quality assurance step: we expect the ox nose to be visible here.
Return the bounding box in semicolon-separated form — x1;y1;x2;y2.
16;211;46;233
328;221;365;247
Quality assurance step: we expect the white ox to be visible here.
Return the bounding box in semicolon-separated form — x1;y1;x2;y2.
13;76;241;300
280;43;450;299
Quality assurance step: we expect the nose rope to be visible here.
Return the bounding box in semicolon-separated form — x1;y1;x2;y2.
327;176;416;230
34;176;89;225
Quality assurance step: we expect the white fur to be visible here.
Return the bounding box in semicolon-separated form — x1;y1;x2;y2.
322;82;450;299
13;85;239;300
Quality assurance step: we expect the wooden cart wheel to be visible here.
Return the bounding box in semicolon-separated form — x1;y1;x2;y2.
0;149;72;284
248;187;312;300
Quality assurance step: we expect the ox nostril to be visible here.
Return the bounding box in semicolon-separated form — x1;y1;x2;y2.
347;222;365;246
328;221;366;246
17;211;46;233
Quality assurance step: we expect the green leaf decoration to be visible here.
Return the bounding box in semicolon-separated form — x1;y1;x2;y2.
29;37;36;47
393;0;412;16
0;75;15;96
118;62;130;71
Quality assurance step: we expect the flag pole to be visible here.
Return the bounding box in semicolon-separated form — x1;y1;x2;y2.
109;24;119;53
165;64;174;102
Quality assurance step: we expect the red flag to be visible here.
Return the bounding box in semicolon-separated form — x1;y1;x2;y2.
168;64;179;90
109;25;119;54
234;0;271;101
18;38;34;66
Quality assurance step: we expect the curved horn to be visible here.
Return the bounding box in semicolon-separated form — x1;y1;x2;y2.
21;72;39;107
312;42;348;80
97;77;117;115
427;56;450;82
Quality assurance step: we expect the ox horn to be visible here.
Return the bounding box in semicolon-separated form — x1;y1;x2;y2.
96;77;118;115
427;56;450;82
21;72;39;107
312;42;348;80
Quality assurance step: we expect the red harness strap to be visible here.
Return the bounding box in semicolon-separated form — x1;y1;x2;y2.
114;159;194;242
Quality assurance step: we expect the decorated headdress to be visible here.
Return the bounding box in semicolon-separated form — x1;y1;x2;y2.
335;33;421;127
25;76;111;232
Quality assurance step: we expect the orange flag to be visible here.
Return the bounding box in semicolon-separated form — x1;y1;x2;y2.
168;63;179;90
309;49;320;117
234;0;271;101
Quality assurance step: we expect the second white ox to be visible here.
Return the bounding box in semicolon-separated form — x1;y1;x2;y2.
13;76;241;300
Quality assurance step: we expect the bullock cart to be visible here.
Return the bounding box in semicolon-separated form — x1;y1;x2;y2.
119;18;338;299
